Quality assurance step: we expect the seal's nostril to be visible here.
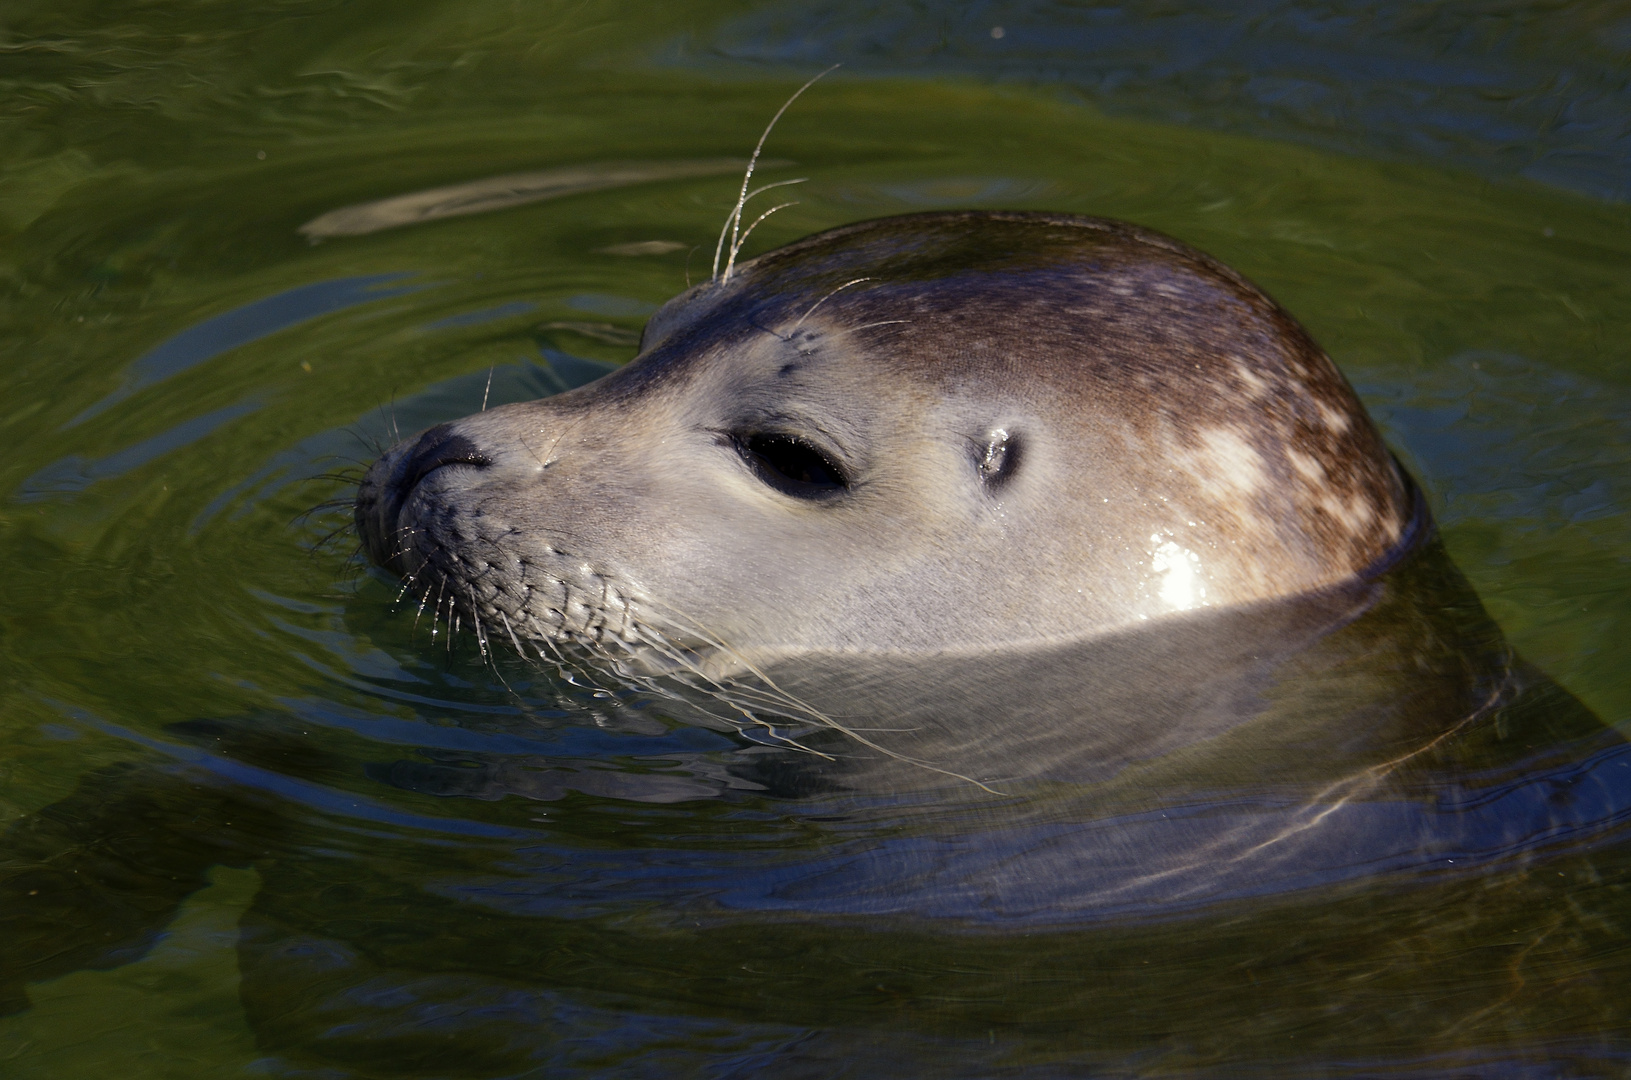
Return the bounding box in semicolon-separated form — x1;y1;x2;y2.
396;423;493;496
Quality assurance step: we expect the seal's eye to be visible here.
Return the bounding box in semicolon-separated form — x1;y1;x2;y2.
738;433;848;498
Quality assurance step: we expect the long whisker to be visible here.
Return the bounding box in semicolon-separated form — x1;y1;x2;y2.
498;609;527;658
635;597;1003;792
743;176;808;205
835;319;909;336
792;277;873;330
712;64;839;283
724;201;799;281
429;580;446;640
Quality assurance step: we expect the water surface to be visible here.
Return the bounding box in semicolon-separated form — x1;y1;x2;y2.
2;1;1630;1076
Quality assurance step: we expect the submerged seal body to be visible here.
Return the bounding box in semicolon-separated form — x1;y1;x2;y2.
356;211;1416;675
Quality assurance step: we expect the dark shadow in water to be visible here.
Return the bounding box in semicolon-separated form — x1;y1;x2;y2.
4;526;1631;1075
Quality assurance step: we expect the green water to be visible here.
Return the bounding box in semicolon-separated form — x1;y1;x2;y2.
3;2;1631;1076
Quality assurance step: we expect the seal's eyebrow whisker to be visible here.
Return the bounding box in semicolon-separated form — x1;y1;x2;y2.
515;433;547;469
747;318;790;342
792;277;873;330
713;64;839;283
548;412;592;462
836;319;909;336
724;200;798;281
743;176;808;205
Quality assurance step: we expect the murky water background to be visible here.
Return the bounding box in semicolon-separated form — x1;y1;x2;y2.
2;2;1630;1076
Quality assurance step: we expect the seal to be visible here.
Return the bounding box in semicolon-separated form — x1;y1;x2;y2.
356;210;1417;681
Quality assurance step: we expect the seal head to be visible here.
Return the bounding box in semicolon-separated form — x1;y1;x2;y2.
356;211;1414;668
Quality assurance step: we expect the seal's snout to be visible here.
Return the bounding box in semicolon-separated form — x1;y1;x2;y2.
394;423;493;497
356;422;493;570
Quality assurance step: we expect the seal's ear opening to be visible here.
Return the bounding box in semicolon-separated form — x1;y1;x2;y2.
975;429;1021;488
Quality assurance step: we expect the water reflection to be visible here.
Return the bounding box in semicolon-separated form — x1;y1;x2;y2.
5;508;1629;1073
2;1;1628;1074
693;0;1631;200
67;274;421;425
21;398;264;500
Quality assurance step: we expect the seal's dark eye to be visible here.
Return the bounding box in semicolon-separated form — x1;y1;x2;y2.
738;433;848;498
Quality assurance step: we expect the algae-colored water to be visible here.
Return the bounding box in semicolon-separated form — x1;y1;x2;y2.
3;2;1630;1076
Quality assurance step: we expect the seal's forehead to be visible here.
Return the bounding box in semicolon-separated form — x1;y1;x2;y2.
640;212;1255;357
743;211;1180;292
747;212;1282;354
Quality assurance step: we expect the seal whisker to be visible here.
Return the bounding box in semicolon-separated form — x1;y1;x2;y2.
724;201;798;281
712;64;838;283
392;574;418;607
1233;677;1513;861
747;318;790;342
741;176;808;211
525;615;584;682
635;598;1000;790
532;411;590;469
333;540;367;585
345;425;387;458
829;318;908;338
306;520;359;555
471;603;492;660
298;499;359;521
792;277;873;330
392;560;435;608
429;580;446;641
498;609;527;658
382;536;420;563
474;614;524;695
615;629;835;757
